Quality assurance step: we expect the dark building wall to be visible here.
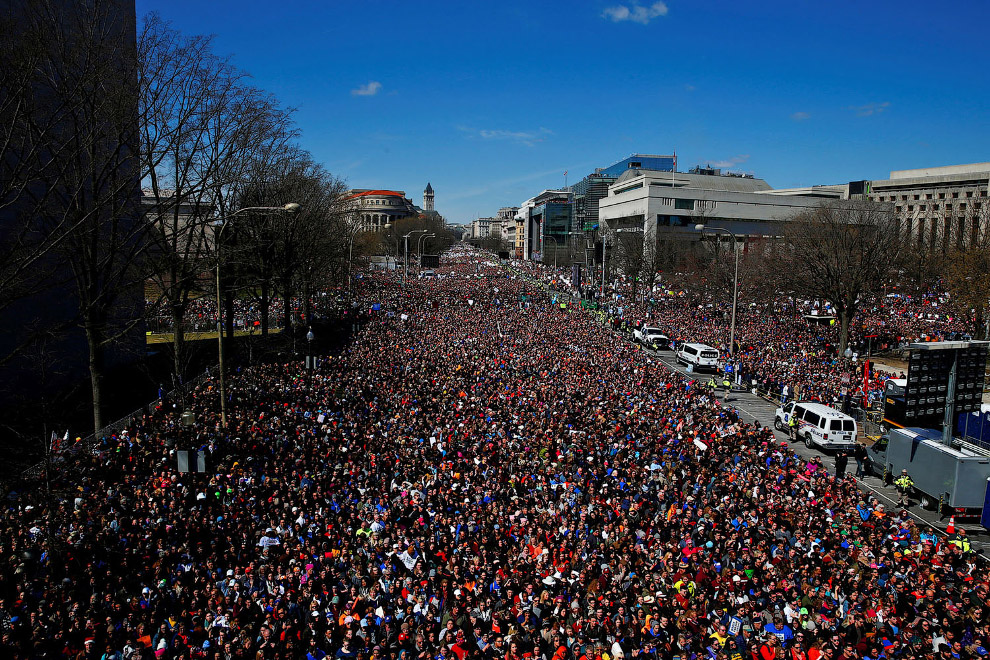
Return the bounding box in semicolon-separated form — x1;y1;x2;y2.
0;0;144;439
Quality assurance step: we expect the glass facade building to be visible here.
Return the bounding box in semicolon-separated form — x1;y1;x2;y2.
598;154;675;178
572;172;617;231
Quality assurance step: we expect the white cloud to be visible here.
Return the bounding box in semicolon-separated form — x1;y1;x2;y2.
603;1;668;25
460;126;553;147
351;81;382;96
849;101;890;117
791;111;811;121
446;165;578;201
702;154;750;169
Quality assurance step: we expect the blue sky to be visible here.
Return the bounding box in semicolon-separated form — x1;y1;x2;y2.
134;0;990;225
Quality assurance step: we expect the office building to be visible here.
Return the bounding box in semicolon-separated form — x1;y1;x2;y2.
572;170;617;231
599;154;676;178
598;167;845;239
859;163;990;249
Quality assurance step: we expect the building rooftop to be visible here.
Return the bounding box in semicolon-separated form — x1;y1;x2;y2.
346;189;407;199
890;163;990;180
614;168;771;193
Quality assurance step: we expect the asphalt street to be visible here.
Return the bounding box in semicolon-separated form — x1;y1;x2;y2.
626;333;990;555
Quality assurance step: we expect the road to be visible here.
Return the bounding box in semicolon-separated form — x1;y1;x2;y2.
628;334;990;554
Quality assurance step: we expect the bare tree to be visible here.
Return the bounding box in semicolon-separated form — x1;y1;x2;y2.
782;201;902;355
942;200;990;338
0;0;147;431
230;149;350;335
40;1;145;432
139;14;296;393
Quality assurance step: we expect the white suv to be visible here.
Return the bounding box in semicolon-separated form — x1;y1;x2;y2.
633;326;671;350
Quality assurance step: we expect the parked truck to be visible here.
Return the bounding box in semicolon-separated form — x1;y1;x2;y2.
865;427;990;518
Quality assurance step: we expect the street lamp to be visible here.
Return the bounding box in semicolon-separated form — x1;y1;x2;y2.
181;409;195;450
417;232;435;272
544;234;559;268
346;228;358;295
214;202;301;427
695;224;738;358
306;327;315;372
402;230;428;285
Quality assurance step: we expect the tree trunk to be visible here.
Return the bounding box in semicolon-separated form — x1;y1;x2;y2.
224;289;235;346
838;305;853;357
281;280;293;330
171;304;185;404
84;319;105;433
303;278;312;326
260;284;270;337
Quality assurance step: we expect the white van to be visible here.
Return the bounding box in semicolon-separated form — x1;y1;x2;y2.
675;343;719;371
774;401;858;450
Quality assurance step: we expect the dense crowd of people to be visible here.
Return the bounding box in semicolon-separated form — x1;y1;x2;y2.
541;269;969;410
1;247;986;660
145;293;356;335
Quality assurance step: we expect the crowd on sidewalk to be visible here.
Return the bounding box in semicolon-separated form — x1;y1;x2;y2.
0;247;986;660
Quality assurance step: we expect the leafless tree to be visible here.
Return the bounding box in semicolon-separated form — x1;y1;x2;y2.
781;200;902;355
139;14;297;394
1;0;147;431
942;199;990;338
229;148;350;335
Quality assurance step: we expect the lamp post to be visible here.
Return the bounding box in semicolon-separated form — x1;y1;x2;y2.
544;234;559;268
417;232;435;273
181;409;195;451
600;229;609;298
695;224;738;358
566;231;584;262
214;202;301;427
346;228;358;295
403;230;428;285
306;327;315;373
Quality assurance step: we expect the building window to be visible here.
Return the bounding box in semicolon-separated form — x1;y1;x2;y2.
967;191;974;198
913;194;920;200
902;195;908;200
952;192;959;198
926;193;933;200
907;205;913;212
939;192;946;199
614;182;644;195
959;203;966;210
674;198;695;210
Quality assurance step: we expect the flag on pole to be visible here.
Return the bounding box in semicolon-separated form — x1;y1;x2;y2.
563;170;567;177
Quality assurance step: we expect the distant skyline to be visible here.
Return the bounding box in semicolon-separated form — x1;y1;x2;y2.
134;0;990;225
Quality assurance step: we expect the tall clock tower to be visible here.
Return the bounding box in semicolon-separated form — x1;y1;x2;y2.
423;182;434;212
